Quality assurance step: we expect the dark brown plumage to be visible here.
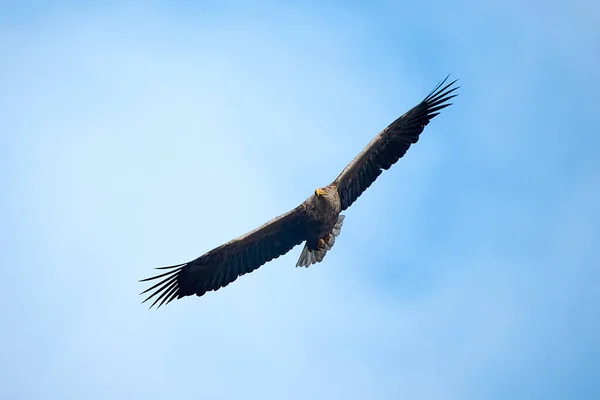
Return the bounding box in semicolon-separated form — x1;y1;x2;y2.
140;76;458;308
333;78;459;210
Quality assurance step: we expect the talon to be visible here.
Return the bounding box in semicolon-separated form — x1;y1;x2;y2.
318;238;327;249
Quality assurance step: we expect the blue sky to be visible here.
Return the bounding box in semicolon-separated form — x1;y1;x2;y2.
1;1;599;399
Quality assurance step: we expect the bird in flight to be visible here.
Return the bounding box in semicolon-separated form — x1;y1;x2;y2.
140;76;459;308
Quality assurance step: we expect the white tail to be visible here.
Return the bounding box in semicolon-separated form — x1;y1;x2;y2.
296;215;345;268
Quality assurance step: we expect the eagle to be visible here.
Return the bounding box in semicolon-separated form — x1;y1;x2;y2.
140;76;459;308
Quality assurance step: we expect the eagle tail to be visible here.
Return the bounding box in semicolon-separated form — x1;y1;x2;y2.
295;215;345;268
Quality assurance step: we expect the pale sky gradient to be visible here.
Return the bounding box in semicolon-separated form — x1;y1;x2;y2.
1;1;599;399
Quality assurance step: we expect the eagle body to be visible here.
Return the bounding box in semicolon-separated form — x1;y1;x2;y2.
140;76;459;308
304;186;342;251
294;185;344;268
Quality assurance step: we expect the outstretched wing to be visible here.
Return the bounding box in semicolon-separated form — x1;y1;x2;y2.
333;76;459;211
140;205;309;308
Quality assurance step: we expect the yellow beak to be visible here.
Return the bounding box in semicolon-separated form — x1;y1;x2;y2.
315;188;327;196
